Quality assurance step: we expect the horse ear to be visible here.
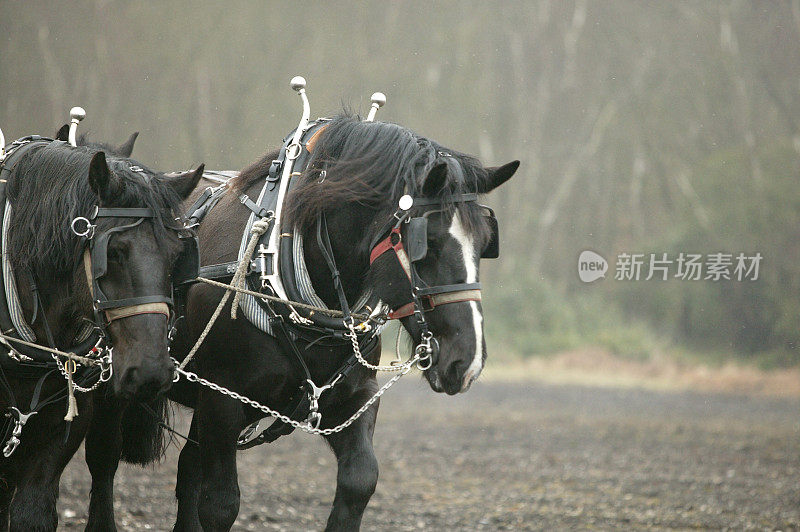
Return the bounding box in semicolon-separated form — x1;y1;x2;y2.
88;151;120;203
55;124;69;141
421;161;448;197
116;132;139;157
478;160;519;194
165;164;204;200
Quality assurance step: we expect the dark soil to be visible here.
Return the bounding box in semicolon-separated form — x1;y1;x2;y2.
58;379;800;530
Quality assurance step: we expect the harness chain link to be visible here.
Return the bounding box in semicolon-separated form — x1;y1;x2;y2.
344;319;422;372
51;349;112;393
0;333;112;426
173;353;418;435
172;286;425;435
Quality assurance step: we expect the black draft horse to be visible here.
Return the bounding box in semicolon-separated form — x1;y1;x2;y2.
172;115;517;531
83;114;518;531
0;130;202;531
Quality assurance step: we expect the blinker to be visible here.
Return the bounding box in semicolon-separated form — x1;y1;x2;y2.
482;207;499;259
173;233;199;286
406;217;428;262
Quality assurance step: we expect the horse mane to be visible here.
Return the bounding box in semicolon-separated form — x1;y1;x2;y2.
230;147;281;193
235;113;489;246
6;142;184;276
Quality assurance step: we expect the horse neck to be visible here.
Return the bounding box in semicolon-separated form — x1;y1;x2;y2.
17;265;90;349
301;208;373;311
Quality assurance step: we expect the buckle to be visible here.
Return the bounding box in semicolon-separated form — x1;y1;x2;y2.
268;159;282;180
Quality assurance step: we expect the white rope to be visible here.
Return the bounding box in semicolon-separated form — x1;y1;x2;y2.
198;277;372;320
179;215;273;370
0;333;107;421
230;218;272;320
64;363;78;421
0;333;100;366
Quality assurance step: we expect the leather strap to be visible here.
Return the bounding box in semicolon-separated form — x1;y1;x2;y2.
411;193;477;206
369;227;413;282
389;289;482;319
369;226;482;320
105;303;169;323
94;207;155;219
416;283;481;296
95;295;173;311
84;249;172;320
305;124;329;153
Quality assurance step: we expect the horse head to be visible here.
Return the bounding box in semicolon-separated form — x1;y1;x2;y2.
286;115;518;396
369;158;518;394
83;151;203;399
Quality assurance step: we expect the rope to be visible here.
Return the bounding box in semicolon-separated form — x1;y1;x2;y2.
197;278;371;321
178;279;233;370
64;363;78;421
230;218;271;320
0;333;100;366
179;216;272;370
0;333;104;421
178;213;384;370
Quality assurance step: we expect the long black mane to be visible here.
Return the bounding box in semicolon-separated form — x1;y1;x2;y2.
235;113;490;248
6;141;184;276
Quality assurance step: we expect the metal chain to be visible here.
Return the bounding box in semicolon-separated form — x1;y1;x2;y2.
0;332;111;393
51;348;112;393
344;320;418;372
172;308;427;436
173;352;420;436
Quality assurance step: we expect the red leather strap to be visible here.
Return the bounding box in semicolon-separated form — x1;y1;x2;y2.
370;227;482;320
369;229;397;264
369;227;413;282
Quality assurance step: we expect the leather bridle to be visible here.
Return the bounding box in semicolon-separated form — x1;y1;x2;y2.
72;206;189;334
368;193;484;334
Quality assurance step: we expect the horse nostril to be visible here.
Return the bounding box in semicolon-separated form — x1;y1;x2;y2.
445;360;466;383
117;362;173;400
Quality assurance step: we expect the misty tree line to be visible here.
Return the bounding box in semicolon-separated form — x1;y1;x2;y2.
1;1;798;362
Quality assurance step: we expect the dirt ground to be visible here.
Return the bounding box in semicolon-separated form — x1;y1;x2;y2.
57;375;799;531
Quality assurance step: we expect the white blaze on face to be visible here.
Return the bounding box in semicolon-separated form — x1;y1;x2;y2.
448;212;484;392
